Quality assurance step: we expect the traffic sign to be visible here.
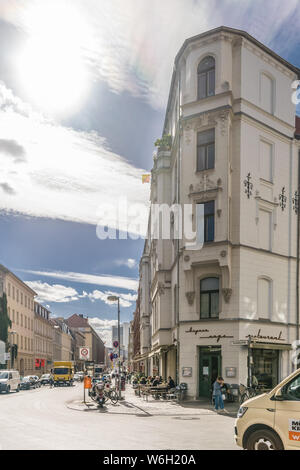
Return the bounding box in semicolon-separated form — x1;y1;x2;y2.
79;347;90;360
113;340;119;348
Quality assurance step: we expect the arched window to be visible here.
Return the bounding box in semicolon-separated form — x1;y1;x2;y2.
200;277;219;319
198;56;215;99
257;277;272;319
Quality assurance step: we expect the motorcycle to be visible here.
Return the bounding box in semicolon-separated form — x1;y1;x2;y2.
90;381;106;408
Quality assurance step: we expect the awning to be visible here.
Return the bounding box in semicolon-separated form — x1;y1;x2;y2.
250;342;292;351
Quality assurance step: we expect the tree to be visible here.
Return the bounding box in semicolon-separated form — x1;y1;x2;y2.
0;293;11;344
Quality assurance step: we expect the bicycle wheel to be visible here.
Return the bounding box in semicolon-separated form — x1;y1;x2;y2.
110;390;119;404
240;393;248;404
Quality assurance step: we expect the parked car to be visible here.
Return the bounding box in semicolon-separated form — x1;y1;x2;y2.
0;370;20;393
73;373;81;382
40;374;52;385
235;367;300;450
20;376;35;390
30;376;41;388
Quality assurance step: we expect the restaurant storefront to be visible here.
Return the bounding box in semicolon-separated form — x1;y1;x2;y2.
179;321;295;400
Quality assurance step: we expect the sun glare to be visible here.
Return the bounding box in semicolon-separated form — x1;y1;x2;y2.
16;2;91;116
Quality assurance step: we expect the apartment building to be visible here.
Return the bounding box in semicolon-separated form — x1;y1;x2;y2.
136;26;300;398
66;314;105;364
34;302;54;373
0;264;36;376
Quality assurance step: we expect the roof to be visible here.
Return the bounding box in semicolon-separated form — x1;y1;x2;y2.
0;263;37;296
296;116;300;139
65;314;89;328
163;26;300;133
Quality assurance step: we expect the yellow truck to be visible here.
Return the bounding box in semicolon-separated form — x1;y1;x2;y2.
52;361;74;387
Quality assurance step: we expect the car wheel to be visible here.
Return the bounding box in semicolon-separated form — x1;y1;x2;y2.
245;429;284;450
6;386;10;394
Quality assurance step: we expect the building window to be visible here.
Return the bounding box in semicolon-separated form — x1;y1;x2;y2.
259;209;272;251
197;56;215;99
260;140;273;182
200;277;219;319
257;277;272;320
260;72;275;114
196;201;215;243
197;129;215;171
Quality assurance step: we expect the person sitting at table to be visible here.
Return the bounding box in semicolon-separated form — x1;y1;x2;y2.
139;376;147;385
167;376;175;389
152;376;160;387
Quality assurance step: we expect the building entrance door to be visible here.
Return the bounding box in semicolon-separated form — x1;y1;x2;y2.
199;347;221;398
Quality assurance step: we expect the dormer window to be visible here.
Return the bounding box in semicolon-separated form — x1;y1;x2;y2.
198;56;215;99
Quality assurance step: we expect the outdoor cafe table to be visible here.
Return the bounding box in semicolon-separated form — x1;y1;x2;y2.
149;385;169;400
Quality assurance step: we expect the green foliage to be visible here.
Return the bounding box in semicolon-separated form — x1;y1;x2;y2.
154;134;172;150
0;293;11;343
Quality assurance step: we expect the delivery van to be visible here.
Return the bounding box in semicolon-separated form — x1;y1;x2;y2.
52;361;74;386
0;370;20;393
235;367;300;450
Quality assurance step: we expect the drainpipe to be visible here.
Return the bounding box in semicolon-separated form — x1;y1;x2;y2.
176;69;181;386
296;148;300;347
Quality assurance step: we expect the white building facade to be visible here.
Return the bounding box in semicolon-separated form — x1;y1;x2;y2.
138;26;300;399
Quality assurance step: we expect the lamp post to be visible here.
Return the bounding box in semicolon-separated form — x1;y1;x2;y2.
107;295;122;400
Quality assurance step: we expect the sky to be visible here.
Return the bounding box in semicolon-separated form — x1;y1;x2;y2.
0;0;299;346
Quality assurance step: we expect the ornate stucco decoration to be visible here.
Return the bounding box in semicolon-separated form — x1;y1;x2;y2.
185;291;195;306
222;288;232;303
157;282;165;295
189;174;222;197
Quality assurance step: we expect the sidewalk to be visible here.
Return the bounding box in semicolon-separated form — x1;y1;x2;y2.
66;385;239;417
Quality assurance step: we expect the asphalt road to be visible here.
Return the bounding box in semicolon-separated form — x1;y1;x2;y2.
0;383;239;450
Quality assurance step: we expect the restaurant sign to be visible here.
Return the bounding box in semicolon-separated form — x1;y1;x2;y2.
245;329;285;343
185;326;233;343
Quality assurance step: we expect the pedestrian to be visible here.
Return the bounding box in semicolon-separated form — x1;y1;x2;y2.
213;376;227;412
167;376;175;389
49;375;54;388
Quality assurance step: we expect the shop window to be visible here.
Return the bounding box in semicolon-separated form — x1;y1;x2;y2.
252;349;279;389
200;277;219;319
196;201;215;243
198;56;215;99
197;129;215;171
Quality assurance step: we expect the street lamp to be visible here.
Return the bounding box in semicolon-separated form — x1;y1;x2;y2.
107;295;122;400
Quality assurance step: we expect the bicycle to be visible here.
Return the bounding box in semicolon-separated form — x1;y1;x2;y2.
239;383;257;404
103;383;119;404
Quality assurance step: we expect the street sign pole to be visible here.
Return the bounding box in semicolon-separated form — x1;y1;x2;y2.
117;297;121;400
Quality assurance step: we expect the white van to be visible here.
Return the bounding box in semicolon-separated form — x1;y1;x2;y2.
0;370;20;393
235;368;300;450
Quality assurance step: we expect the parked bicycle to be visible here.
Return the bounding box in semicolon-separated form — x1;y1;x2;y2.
239;383;258;403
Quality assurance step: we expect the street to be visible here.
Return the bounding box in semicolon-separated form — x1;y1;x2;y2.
0;383;239;450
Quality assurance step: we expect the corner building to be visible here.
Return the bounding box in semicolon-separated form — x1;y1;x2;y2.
140;27;300;399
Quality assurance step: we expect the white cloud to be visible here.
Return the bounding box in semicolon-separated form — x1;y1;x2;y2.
0;81;150;234
88;317;117;346
26;281;80;303
24;279;138;307
0;0;298;110
21;268;138;291
115;258;137;269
